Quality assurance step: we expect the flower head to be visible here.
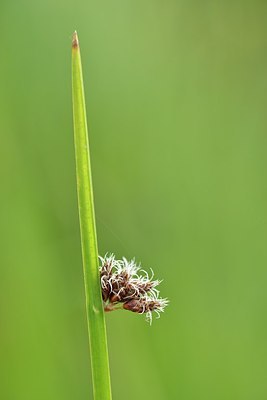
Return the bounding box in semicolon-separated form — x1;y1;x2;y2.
99;254;168;324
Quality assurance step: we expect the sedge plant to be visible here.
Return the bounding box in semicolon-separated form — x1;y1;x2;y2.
72;31;168;400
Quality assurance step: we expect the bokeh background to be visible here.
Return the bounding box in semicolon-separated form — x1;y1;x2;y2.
1;1;267;399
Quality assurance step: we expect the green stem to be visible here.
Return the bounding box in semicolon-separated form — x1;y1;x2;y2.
71;31;112;400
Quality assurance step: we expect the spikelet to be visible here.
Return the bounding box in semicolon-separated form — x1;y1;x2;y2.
99;254;168;324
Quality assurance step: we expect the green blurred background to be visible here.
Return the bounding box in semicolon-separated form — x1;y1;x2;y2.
1;1;267;399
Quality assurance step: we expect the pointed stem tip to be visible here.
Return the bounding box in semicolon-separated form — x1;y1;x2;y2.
72;30;79;49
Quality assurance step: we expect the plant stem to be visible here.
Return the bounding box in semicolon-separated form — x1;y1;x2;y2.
71;31;112;400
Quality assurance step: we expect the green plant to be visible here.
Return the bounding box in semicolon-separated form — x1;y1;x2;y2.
72;31;168;400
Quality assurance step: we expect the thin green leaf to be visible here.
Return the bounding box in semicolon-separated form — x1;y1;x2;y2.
72;31;112;400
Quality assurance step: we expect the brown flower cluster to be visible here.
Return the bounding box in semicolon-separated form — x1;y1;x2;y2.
99;254;168;324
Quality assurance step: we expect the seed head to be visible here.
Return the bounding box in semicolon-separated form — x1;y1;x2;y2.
99;254;168;324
